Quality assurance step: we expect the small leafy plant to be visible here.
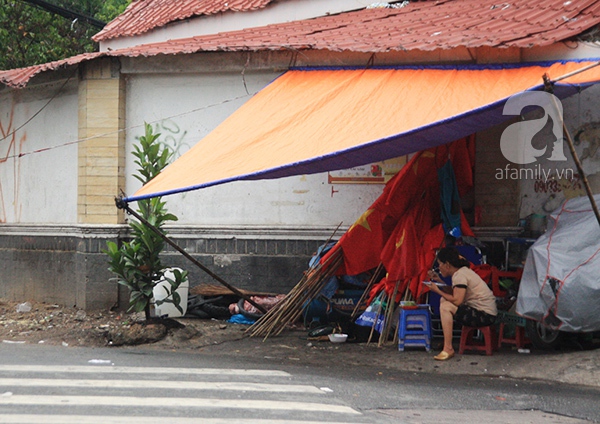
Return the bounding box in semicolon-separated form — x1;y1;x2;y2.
105;123;188;319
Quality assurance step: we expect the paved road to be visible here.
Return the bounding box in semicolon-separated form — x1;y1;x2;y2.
0;343;598;423
0;359;366;422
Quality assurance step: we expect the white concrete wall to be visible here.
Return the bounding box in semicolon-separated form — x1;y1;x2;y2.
124;71;383;228
0;79;79;224
100;0;395;52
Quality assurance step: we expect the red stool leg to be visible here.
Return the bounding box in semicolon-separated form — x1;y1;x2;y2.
498;323;531;349
482;326;496;355
460;325;497;356
498;323;505;349
459;326;474;354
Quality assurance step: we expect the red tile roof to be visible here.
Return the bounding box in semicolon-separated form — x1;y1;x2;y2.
103;0;600;52
93;0;277;42
0;52;103;89
3;0;600;88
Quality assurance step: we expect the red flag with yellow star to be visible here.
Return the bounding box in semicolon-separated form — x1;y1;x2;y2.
381;212;420;284
332;207;393;276
330;147;437;276
324;137;475;293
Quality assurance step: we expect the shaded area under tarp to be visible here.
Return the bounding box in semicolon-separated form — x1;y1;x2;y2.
248;138;478;340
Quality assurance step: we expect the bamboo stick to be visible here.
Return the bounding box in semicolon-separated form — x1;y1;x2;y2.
350;263;384;320
391;304;400;346
378;278;402;347
115;198;268;314
367;291;386;345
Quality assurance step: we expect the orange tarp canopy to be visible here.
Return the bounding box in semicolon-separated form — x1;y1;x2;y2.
126;61;600;202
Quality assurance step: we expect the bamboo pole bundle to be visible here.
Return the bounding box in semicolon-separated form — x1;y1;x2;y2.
249;252;342;339
269;253;343;336
248;248;343;339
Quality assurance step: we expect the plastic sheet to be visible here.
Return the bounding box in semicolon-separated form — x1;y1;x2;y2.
516;194;600;332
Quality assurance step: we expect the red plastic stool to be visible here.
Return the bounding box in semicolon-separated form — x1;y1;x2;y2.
459;325;498;356
498;323;531;349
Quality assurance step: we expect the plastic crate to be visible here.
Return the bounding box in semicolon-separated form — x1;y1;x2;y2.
497;311;527;327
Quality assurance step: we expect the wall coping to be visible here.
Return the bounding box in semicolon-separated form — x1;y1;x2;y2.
0;224;345;240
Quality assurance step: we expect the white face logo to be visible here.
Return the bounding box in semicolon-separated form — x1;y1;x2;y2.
500;92;567;165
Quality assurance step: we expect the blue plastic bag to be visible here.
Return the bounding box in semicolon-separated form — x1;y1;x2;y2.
228;314;256;325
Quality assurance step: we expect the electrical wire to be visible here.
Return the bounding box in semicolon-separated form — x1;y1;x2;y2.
0;69;76;143
6;91;257;160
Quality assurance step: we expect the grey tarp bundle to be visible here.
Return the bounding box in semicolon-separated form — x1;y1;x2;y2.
516;194;600;332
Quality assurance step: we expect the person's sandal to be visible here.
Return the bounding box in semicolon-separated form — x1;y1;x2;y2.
433;351;455;361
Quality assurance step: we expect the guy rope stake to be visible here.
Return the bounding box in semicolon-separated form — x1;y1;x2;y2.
115;197;268;314
542;73;600;229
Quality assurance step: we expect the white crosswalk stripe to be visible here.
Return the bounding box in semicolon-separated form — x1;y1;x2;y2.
0;365;366;424
0;378;324;393
0;365;290;376
0;415;356;424
0;395;360;413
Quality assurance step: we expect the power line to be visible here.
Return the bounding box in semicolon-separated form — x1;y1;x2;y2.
0;70;76;144
19;0;106;29
8;92;257;160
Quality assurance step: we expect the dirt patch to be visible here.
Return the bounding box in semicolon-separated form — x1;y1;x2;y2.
1;299;122;347
0;298;248;349
0;298;371;362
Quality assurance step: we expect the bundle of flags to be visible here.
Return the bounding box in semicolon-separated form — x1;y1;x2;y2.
321;136;476;304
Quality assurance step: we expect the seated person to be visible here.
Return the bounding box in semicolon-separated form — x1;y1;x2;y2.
426;247;497;361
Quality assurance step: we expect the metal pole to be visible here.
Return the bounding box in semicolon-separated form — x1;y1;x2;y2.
115;197;268;314
543;74;600;229
551;61;600;83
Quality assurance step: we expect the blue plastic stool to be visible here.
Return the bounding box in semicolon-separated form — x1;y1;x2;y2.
398;306;432;352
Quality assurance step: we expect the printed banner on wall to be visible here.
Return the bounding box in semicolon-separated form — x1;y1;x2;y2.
328;156;407;184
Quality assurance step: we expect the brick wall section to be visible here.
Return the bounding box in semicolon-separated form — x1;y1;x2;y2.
78;58;126;224
475;121;521;226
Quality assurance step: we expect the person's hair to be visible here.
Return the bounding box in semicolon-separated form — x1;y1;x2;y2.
436;247;470;268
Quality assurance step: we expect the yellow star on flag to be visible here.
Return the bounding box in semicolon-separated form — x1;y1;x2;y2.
349;209;374;233
395;229;406;249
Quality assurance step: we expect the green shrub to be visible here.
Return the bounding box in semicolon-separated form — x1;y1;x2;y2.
105;123;187;319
